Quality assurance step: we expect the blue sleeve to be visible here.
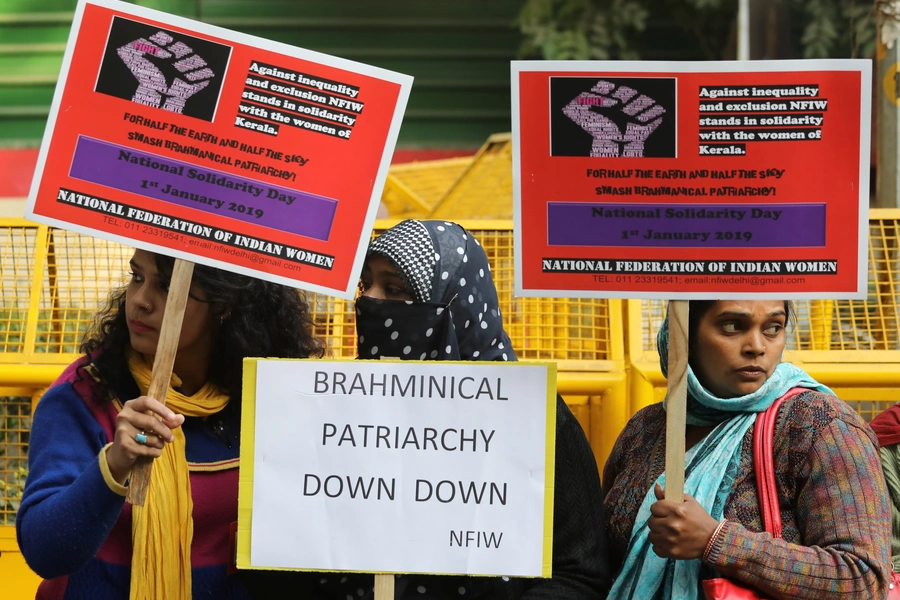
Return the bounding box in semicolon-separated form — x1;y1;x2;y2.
15;383;127;578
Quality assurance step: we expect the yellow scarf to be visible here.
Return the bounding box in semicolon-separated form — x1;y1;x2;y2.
126;350;230;600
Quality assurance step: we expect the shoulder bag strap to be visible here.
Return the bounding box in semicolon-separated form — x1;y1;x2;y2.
753;387;807;538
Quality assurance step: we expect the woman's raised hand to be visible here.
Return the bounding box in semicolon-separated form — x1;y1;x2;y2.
106;396;185;484
647;483;720;560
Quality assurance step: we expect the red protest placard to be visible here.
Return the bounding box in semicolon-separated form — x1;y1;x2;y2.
26;0;412;299
512;61;871;300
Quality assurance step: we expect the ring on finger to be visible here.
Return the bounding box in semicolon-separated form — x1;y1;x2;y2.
135;430;148;445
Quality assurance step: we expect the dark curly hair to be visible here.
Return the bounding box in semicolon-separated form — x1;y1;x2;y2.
81;253;324;415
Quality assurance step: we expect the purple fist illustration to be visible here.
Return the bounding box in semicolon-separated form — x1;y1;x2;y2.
562;80;666;158
117;31;215;114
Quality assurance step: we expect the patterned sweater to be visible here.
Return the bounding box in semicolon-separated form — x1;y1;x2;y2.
602;390;891;599
878;443;900;571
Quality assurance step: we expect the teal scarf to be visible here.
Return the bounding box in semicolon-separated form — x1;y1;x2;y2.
607;312;832;600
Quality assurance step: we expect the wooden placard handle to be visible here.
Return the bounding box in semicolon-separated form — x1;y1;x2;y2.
374;574;394;599
374;356;400;597
664;300;689;502
126;259;195;506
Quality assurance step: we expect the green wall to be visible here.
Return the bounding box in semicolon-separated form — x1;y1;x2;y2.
0;0;524;148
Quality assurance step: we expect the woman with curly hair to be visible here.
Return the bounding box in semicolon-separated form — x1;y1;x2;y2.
16;249;323;600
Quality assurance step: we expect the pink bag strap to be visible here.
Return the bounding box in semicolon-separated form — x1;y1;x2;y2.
752;387;806;538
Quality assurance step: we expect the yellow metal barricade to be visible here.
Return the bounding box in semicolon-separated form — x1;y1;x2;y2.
0;388;42;598
12;207;899;588
0;392;31;526
627;208;900;428
427;133;514;220
0;525;41;599
381;157;473;218
0;216;627;600
0;216;626;520
0;221;131;370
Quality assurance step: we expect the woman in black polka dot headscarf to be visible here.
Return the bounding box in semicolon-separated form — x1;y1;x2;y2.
356;219;514;363
329;220;610;599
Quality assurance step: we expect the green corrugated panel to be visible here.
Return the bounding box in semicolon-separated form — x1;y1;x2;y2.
0;54;64;77
201;0;523;21
133;0;199;17
0;0;521;148
0;0;729;149
0;0;76;13
0;0;73;146
201;0;522;148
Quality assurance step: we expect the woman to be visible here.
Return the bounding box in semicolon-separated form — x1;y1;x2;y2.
316;219;610;599
602;300;891;599
16;249;323;599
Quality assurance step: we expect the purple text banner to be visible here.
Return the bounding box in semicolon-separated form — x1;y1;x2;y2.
547;202;826;248
70;136;337;241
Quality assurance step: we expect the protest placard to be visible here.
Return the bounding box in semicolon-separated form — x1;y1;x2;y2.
237;359;557;578
512;60;871;300
511;59;873;506
24;0;412;506
25;0;412;299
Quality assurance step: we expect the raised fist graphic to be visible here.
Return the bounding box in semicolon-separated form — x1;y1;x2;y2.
117;31;215;115
562;80;666;158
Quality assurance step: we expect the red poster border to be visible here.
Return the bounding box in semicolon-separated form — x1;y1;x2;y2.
512;60;871;300
25;0;413;299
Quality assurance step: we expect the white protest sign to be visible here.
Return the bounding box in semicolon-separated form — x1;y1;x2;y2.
237;358;557;578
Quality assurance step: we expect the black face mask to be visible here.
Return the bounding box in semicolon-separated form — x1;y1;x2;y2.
355;296;459;361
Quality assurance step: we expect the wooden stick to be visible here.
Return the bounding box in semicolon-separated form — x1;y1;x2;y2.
374;574;394;599
126;259;195;506
664;300;689;503
375;356;398;597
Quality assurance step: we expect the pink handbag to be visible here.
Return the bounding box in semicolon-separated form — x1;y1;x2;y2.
700;388;801;600
702;388;900;599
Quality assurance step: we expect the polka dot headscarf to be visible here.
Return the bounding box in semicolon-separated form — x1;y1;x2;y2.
356;219;516;363
367;218;436;303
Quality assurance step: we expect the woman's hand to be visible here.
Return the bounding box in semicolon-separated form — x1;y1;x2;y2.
106;396;185;484
647;483;720;560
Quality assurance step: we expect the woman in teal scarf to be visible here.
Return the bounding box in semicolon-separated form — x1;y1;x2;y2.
602;299;891;599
